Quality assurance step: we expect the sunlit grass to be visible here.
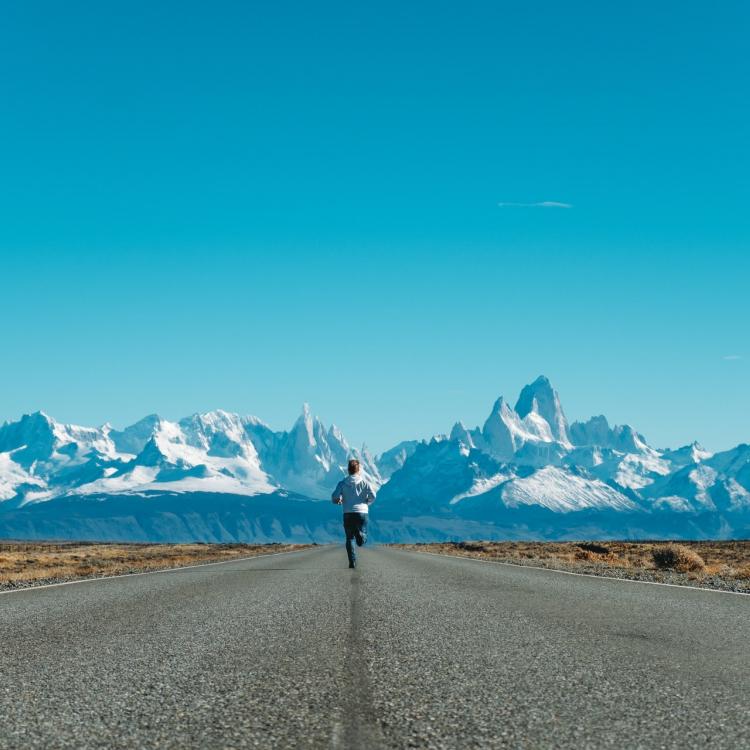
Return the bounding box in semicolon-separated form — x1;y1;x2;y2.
393;540;750;583
0;542;312;585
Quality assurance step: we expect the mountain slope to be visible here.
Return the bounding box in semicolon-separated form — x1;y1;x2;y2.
0;406;376;507
1;376;748;542
374;376;750;540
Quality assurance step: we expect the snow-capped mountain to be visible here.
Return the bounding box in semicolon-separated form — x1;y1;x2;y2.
1;376;748;542
375;376;750;540
244;404;380;498
376;439;422;480
515;376;570;445
0;406;378;507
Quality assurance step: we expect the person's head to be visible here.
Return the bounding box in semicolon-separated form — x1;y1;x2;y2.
348;458;360;475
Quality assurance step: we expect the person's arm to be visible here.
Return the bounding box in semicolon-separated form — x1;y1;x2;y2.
331;480;344;505
365;481;377;505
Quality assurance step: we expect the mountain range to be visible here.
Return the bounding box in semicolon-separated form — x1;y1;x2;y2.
1;376;748;542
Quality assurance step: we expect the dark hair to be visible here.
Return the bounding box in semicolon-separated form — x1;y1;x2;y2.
348;459;360;475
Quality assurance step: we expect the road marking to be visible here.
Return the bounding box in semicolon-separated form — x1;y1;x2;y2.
0;546;317;597
405;549;750;597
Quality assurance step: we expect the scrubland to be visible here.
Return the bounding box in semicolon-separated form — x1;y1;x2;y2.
0;542;311;590
393;540;750;593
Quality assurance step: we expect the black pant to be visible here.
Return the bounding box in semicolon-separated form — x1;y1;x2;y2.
343;512;368;565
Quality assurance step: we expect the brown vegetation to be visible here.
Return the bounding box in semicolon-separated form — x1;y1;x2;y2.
0;542;311;587
392;540;750;591
652;544;705;572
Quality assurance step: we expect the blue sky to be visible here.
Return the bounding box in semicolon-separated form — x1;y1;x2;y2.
1;1;748;453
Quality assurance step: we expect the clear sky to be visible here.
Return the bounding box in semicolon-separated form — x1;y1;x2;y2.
1;1;748;453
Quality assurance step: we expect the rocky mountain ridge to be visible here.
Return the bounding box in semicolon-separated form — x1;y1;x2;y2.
1;376;748;541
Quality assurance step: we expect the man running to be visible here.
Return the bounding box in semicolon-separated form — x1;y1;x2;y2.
331;458;376;569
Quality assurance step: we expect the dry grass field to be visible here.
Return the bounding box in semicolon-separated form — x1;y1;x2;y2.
0;542;312;589
393;540;750;593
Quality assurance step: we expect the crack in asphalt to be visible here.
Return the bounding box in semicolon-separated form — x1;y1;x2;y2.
336;570;386;750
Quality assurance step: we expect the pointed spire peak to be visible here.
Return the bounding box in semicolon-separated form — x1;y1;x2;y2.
291;403;317;447
490;395;512;414
450;421;465;438
450;421;477;449
516;376;556;415
294;403;314;427
515;375;569;443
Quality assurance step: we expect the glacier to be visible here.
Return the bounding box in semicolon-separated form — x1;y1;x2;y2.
1;375;748;542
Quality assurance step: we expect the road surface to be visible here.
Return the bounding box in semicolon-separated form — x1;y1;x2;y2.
0;545;748;749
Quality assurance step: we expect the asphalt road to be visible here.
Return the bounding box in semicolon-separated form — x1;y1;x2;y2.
1;545;748;749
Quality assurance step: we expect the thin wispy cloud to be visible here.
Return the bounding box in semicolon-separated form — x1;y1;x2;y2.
497;201;573;209
723;354;743;361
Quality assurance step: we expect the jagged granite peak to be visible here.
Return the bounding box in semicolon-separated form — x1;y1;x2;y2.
610;424;652;454
514;376;570;444
449;421;476;449
2;379;749;543
480;388;564;461
482;396;526;460
376;439;422;480
569;415;611;447
4;404;377;505
291;403;316;446
570;415;652;455
521;409;555;443
246;404;381;498
661;441;713;469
